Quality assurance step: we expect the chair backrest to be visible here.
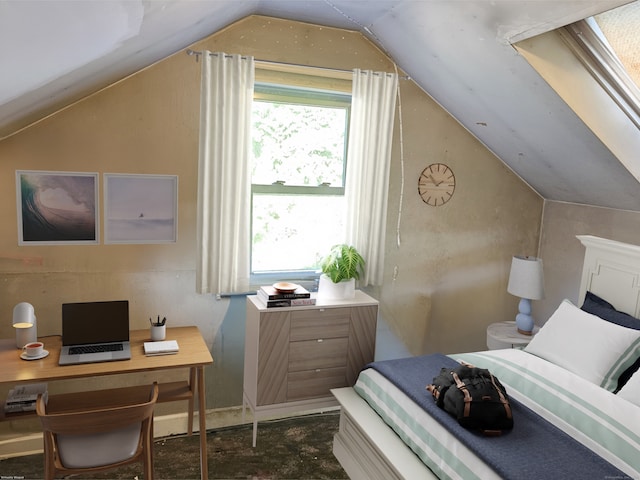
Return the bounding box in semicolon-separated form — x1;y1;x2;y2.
37;383;158;434
36;383;158;477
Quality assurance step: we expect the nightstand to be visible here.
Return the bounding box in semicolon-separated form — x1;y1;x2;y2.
486;321;539;350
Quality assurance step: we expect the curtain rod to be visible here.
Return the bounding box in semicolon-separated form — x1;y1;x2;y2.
185;49;409;80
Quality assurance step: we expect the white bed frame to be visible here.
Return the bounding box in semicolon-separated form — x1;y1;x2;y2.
577;235;640;317
332;235;640;480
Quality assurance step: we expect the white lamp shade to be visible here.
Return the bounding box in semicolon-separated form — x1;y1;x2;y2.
13;302;36;328
13;302;37;348
507;256;544;300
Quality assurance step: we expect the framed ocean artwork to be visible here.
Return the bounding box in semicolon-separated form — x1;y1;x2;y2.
16;170;99;245
104;174;177;244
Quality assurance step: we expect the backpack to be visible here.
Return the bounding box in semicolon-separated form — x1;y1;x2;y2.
427;364;513;436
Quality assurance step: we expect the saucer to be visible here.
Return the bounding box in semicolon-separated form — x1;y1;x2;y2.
20;349;49;361
273;282;299;293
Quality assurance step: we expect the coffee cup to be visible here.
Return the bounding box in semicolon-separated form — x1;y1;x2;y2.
23;341;44;357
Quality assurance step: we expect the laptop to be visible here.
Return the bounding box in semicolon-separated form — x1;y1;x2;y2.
59;300;131;365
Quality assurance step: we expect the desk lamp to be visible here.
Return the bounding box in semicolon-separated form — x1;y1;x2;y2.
13;302;37;348
507;256;544;335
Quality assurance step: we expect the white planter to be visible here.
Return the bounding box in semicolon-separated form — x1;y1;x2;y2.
317;274;355;300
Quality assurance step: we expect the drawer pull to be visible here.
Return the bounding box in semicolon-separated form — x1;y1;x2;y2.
315;369;321;373
317;338;323;343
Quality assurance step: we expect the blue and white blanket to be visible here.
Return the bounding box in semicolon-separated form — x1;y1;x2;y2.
354;349;640;480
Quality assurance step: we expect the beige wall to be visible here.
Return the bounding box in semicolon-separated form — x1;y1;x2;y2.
382;77;544;355
0;15;543;445
538;201;640;324
199;19;543;355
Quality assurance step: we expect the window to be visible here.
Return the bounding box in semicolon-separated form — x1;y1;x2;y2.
593;4;640;91
562;3;640;128
250;83;351;283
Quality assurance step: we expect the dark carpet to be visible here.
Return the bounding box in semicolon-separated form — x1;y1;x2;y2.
0;412;348;480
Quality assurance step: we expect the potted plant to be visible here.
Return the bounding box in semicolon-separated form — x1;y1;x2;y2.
317;244;365;300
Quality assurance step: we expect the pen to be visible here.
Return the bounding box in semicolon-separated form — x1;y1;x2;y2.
149;316;167;326
149;316;166;326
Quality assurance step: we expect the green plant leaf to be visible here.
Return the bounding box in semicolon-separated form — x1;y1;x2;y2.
320;244;365;283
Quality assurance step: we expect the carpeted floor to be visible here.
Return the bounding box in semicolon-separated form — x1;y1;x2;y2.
0;412;348;480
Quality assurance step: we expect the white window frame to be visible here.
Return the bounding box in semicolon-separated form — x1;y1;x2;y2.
562;18;640;129
249;82;352;287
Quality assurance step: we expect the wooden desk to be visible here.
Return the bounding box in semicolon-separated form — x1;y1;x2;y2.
0;326;213;480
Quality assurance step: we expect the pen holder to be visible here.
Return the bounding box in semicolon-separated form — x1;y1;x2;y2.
150;324;166;341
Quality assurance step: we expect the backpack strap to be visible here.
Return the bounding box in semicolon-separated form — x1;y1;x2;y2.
426;383;439;400
451;372;473;417
453;370;513;422
489;372;513;420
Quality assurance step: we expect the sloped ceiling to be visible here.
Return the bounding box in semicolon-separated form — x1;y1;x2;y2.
1;0;639;210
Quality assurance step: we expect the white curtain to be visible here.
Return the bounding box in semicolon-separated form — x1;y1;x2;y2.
196;52;254;295
345;69;398;287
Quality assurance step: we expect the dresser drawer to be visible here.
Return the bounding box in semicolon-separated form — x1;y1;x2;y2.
288;337;348;372
287;367;347;401
290;308;351;341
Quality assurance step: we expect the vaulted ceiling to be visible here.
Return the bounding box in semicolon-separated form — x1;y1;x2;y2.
1;0;639;210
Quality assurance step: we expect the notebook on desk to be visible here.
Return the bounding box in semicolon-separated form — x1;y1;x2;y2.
59;300;131;365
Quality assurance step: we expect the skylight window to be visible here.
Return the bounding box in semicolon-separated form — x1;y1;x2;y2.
561;2;640;129
513;3;640;185
594;3;640;89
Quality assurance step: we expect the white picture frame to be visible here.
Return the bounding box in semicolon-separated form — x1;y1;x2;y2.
104;174;178;244
16;170;99;245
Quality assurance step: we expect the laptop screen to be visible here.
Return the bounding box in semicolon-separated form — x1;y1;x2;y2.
62;300;130;346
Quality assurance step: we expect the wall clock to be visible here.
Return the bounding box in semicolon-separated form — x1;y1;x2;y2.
418;163;455;206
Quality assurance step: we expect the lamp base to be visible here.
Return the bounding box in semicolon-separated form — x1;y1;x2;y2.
515;298;534;336
16;326;37;349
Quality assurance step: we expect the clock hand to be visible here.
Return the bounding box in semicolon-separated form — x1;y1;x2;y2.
429;174;442;186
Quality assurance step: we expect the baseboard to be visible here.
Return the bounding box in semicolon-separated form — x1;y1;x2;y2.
0;405;248;460
0;433;43;460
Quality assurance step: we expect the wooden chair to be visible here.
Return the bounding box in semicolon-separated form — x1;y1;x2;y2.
36;382;158;480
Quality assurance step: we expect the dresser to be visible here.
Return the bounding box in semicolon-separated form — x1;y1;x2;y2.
243;290;378;446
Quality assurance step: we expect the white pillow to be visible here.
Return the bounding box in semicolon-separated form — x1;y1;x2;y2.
524;299;640;391
618;370;640;407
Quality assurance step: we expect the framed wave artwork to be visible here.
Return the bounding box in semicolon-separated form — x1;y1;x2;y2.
104;174;178;244
16;170;99;245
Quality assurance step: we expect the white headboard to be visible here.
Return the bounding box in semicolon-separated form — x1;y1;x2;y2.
578;235;640;317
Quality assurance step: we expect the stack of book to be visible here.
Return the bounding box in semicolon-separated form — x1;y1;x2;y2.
4;382;48;413
257;285;316;308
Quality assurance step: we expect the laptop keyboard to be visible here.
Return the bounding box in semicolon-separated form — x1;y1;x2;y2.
69;344;124;355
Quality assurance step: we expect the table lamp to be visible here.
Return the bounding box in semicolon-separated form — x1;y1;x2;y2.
13;302;37;348
507;256;544;335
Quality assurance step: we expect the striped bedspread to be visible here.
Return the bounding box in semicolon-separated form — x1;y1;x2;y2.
354;349;640;480
454;350;640;477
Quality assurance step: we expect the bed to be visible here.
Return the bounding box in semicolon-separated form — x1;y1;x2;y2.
332;235;640;480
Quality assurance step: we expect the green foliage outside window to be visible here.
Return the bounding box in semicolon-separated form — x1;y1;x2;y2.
250;84;351;275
